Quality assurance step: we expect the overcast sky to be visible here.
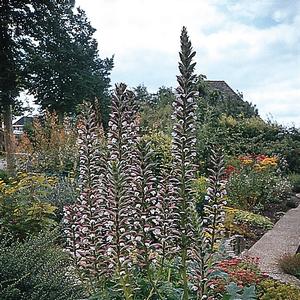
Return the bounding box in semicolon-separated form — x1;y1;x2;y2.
76;0;300;127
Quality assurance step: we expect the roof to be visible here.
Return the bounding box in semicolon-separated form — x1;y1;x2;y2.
205;80;241;99
13;116;33;126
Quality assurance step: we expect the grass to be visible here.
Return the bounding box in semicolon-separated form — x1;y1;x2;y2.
278;253;300;279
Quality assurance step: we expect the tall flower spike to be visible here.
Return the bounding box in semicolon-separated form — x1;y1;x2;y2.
190;148;227;298
155;169;177;268
170;26;198;299
131;141;159;268
203;148;226;252
63;102;104;279
104;83;137;298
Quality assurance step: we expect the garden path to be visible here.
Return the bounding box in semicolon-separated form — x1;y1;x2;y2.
0;158;6;170
246;194;300;287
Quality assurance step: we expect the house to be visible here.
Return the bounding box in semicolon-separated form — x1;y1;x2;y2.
12;116;33;135
205;80;242;99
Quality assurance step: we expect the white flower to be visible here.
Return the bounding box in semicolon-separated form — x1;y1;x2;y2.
107;235;113;242
153;228;161;235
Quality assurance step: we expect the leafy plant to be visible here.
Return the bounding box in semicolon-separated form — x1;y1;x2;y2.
16;112;78;175
224;282;256;300
42;175;78;222
0;231;84;300
0;169;9;183
226;162;292;211
0;173;57;240
142;130;172;174
289;173;300;193
224;207;273;237
258;279;300;300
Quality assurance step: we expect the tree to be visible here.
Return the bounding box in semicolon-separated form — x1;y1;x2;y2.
25;2;113;125
0;0;33;174
0;0;113;173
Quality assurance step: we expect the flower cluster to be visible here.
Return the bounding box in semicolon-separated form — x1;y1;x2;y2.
203;149;227;252
209;257;265;293
63;102;104;277
239;154;278;171
169;26;199;299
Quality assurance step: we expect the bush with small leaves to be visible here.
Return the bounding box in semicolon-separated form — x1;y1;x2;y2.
0;231;84;300
258;279;300;300
0;173;58;240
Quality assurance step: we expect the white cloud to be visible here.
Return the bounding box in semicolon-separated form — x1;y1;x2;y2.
76;0;300;127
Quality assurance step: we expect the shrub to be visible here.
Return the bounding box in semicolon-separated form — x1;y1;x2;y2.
224;207;273;237
258;279;300;300
142;130;172;174
0;173;57;240
0;231;84;300
0;169;9;183
289;173;300;193
278;253;300;279
226;157;292;211
16;112;78;175
194;176;209;212
42;175;78;222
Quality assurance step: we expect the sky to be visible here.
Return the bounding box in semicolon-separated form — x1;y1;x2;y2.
75;0;300;127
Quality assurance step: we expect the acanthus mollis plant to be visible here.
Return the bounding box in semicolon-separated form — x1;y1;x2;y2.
104;83;138;299
63;102;105;282
131;141;158;268
204;148;226;252
155;169;177;270
129;140;169;299
170;26;198;299
189;149;227;299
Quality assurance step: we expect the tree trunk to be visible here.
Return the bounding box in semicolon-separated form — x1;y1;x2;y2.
3;103;16;175
57;110;64;125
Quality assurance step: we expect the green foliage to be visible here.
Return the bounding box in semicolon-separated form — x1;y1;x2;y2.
0;231;84;300
196;110;300;174
140;86;175;134
223;283;256;300
224;207;273;237
258;279;300;300
289;173;300;193
0;0;30;108
278;253;300;279
42;175;78;222
142;130;172;173
226;162;292;211
0;173;57;240
233;210;273;229
194;176;208;209
0;169;9;183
